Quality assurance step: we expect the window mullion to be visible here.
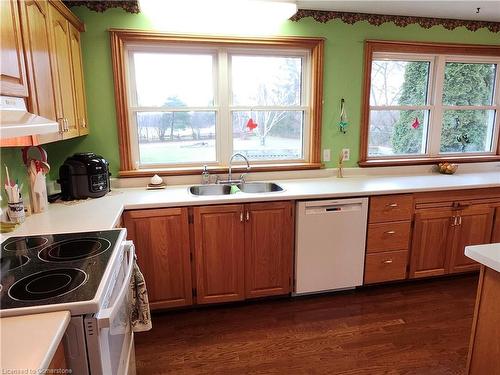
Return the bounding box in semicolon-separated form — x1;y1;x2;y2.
218;49;231;167
428;55;446;157
490;64;500;153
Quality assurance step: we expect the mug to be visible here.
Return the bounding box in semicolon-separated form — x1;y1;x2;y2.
7;200;25;223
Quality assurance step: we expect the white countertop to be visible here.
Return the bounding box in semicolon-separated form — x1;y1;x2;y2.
0;310;71;372
2;170;499;238
465;243;500;272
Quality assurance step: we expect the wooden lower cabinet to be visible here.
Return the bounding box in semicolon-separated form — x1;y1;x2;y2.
365;250;408;284
448;204;494;274
410;204;494;278
193;201;294;303
123;208;193;309
193;204;245;304
492;207;500;243
123;201;294;309
244;202;293;298
410;208;454;278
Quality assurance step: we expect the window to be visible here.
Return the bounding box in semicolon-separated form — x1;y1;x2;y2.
110;31;324;175
361;41;500;166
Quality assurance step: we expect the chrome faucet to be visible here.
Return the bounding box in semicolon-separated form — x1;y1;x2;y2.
201;165;210;185
218;153;250;184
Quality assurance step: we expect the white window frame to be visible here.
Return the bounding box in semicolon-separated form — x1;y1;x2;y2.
368;52;500;160
125;43;311;169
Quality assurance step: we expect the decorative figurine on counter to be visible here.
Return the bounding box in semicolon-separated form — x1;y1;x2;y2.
337;150;344;178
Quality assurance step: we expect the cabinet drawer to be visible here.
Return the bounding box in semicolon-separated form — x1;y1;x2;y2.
364;250;408;284
366;221;411;253
369;195;413;223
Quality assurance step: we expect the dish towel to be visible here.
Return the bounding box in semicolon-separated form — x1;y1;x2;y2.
130;261;152;332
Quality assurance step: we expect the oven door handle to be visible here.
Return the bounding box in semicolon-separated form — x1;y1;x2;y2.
96;241;135;329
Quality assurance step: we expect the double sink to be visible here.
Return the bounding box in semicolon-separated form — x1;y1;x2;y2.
190;182;283;196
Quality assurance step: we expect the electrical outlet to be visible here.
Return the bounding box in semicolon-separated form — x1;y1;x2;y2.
323;149;331;162
342;148;350;161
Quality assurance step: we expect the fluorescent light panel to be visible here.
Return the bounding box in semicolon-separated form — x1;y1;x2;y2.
139;0;297;34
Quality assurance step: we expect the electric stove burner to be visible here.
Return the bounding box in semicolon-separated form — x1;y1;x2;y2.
38;238;111;263
0;255;29;272
3;237;49;252
8;268;88;301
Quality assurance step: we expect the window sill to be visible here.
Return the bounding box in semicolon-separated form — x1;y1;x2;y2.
358;155;500;167
118;162;324;178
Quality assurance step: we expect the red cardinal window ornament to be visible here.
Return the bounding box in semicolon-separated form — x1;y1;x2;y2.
246;118;258;131
412;117;420;129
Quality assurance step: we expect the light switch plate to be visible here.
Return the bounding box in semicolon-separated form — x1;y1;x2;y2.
323;149;331;162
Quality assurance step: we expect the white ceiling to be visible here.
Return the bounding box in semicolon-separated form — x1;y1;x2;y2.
296;1;500;22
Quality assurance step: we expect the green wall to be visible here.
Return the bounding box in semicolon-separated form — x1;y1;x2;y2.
2;7;499;188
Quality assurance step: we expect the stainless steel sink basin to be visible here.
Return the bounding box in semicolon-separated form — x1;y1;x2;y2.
237;182;284;193
189;184;232;196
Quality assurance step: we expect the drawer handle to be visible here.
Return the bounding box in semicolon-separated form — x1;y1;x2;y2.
385;230;396;235
386;203;398;208
382;259;393;264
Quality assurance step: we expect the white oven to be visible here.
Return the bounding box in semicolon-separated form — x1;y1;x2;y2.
63;240;136;375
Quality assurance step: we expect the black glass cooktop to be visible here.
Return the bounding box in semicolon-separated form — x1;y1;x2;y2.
0;230;122;311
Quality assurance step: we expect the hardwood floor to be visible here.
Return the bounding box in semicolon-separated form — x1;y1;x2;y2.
135;275;478;375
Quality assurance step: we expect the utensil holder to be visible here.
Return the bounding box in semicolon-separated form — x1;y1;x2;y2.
7;199;25;223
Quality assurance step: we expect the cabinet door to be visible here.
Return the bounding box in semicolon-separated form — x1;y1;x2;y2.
244;202;293;298
409;208;454;278
193;204;245;304
123;208;193;309
0;0;28;97
19;0;61;143
69;23;88;136
448;204;494;274
48;4;78;138
492;207;500;243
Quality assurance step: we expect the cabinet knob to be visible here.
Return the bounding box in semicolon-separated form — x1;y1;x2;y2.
385;230;396;235
382;259;393;264
240;212;243;222
386;203;398;208
246;211;250;222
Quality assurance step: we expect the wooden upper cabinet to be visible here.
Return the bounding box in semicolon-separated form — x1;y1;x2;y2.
1;0;87;147
244;202;293;298
19;1;58;122
48;2;78;138
410;208;454;278
69;23;88;136
123;208;193;309
0;0;28;97
193;204;245;304
448;204;494;274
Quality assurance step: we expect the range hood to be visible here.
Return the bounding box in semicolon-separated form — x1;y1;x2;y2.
0;96;58;139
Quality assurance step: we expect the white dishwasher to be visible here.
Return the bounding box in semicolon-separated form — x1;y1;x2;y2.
294;198;368;295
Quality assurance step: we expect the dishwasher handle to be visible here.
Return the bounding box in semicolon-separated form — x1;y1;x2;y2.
302;198;368;214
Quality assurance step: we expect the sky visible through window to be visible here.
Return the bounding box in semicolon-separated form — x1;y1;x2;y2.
131;51;305;165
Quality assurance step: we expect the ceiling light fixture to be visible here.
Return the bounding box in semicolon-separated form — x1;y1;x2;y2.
139;0;298;34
